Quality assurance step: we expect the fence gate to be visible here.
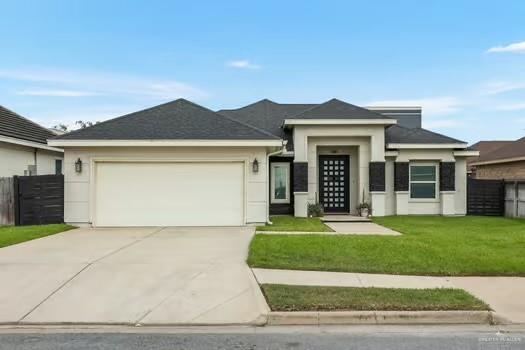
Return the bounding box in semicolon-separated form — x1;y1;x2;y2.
504;181;525;218
14;174;64;225
467;178;505;216
0;177;15;225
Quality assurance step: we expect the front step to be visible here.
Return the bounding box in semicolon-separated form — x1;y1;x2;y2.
320;215;371;223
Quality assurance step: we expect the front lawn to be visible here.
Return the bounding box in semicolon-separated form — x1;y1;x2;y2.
261;284;489;311
0;224;75;248
257;216;333;232
248;216;525;276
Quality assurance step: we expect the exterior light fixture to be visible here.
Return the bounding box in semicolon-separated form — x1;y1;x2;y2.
75;158;83;173
252;158;259;173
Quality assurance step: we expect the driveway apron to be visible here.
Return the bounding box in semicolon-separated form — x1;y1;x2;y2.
0;227;267;325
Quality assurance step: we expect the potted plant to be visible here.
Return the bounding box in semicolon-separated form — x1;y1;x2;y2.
356;202;371;217
357;189;371;217
308;202;324;217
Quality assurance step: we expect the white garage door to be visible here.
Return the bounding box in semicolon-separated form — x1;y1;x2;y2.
94;162;244;226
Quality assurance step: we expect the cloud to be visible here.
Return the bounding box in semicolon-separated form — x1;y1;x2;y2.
495;103;525;111
0;67;207;100
227;60;261;70
16;89;98;97
480;81;525;95
487;41;525;53
367;97;461;116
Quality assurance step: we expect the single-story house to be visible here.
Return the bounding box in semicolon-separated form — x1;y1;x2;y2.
0;105;64;177
469;137;525;180
48;98;477;227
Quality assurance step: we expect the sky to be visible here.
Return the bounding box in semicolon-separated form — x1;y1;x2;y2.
1;0;525;144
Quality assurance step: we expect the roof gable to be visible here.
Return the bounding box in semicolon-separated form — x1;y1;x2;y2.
289;98;391;120
55;99;279;140
0;105;55;144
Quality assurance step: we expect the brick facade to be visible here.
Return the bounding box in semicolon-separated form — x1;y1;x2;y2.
473;160;525;180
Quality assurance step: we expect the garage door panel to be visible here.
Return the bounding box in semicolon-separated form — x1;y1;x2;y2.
95;162;244;226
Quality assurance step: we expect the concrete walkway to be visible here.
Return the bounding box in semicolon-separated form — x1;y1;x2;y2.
252;268;525;324
252;268;454;289
257;222;401;236
325;222;401;235
449;277;525;324
0;227;268;325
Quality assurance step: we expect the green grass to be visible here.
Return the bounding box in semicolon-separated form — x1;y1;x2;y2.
261;284;490;311
0;224;75;248
257;216;333;232
248;216;525;276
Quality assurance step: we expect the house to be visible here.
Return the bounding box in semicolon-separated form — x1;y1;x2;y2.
48;98;477;227
468;138;525;180
0;105;64;177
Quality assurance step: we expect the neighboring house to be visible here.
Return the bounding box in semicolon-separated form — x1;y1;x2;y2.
469;138;525;180
48;98;477;227
0;105;64;177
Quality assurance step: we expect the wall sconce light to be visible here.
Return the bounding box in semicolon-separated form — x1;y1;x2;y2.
75;158;83;173
252;158;259;173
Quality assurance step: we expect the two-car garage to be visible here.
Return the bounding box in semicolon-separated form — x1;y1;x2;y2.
94;161;245;227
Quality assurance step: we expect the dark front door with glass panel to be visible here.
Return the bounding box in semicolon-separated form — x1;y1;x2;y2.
319;155;349;213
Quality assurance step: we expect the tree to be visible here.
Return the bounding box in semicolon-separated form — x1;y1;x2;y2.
52;120;99;132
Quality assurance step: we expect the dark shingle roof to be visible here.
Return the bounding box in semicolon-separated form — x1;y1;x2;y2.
0;105;56;144
385;125;465;144
218;99;315;136
54;99;280;140
289;99;391;120
474;137;525;163
467;140;513;164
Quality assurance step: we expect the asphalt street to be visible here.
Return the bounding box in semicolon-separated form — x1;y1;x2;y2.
0;326;523;350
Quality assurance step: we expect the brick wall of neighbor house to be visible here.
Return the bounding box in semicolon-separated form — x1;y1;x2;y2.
474;161;525;180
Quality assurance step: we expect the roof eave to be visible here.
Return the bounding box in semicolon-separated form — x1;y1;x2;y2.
387;143;468;149
283;119;397;127
470;156;525;166
48;139;284;147
0;135;64;152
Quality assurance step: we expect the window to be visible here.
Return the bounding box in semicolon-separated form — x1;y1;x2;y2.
55;159;63;175
410;165;437;199
271;162;290;204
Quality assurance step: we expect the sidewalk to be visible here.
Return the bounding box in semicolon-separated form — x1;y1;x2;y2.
252;268;525;324
253;268;453;289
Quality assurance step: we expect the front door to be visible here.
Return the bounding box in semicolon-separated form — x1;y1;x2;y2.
318;155;350;213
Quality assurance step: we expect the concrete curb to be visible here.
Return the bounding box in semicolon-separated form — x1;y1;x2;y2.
267;311;508;326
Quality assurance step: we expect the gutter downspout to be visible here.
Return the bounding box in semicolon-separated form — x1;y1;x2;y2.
266;141;287;224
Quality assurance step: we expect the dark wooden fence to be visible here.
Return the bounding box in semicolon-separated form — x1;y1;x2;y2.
466;178;505;216
14;174;64;226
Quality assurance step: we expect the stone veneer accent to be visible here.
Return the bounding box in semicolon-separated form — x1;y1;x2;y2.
293;162;308;192
369;162;385;192
440;162;455;191
394;162;409;191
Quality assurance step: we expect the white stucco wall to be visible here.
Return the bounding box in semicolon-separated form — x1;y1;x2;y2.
386;149;468;216
292;125;385;216
0;141;62;177
62;146;268;226
385;157;396;216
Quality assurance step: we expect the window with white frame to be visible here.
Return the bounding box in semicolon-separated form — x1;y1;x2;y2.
410;164;437;199
271;162;290;204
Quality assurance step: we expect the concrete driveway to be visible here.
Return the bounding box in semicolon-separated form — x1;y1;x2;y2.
0;227;269;325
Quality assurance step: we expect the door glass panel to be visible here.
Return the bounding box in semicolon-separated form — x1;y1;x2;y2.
274;166;287;200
